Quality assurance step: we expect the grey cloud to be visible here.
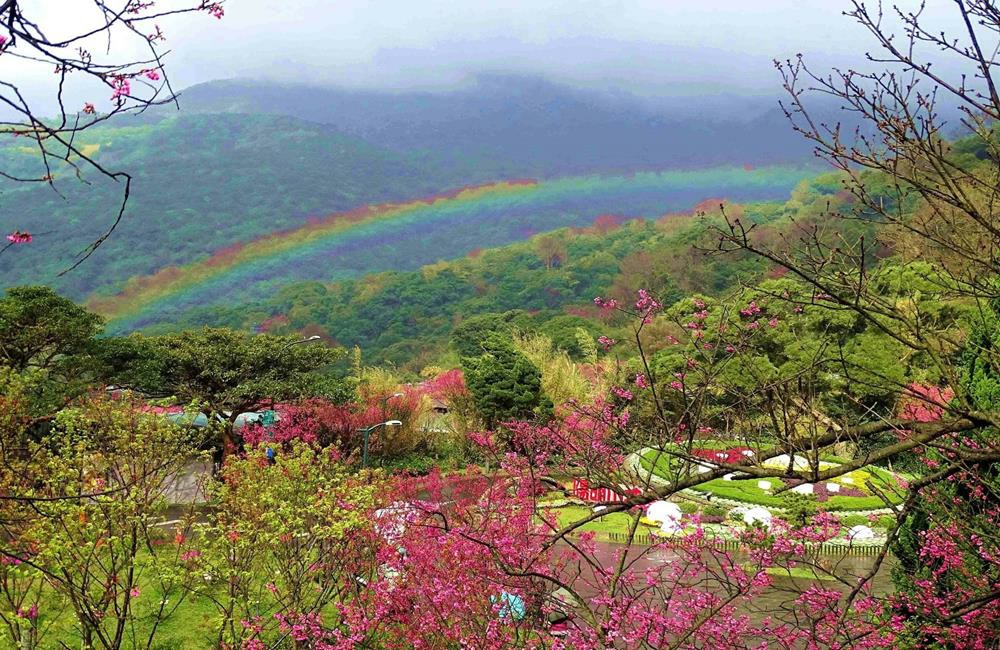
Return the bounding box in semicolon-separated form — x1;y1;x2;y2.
1;0;968;115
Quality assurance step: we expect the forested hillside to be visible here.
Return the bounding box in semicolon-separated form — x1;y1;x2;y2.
0;113;448;297
0;77;824;306
154;171;867;369
90;166;817;333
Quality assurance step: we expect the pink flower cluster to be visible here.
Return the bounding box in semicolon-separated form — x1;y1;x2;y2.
635;288;661;313
593;296;619;311
203;2;225;19
635;289;661;323
899;383;955;423
739;300;762;318
110;76;131;101
611;386;634;401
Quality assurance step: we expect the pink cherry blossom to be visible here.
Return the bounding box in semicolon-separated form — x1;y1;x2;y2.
204;2;225;19
739;300;762;318
611;386;634;401
593;296;618;311
110;76;131;101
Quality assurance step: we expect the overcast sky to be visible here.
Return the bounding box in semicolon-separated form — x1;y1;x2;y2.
3;0;966;112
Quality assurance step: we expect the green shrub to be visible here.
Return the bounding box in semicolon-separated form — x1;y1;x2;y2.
839;514;870;528
824;495;892;511
679;501;699;514
781;493;819;527
876;515;898;530
697;478;789;507
704;505;727;518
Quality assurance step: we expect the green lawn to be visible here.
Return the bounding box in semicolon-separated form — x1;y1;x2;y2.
546;504;642;535
639;447;906;512
758;565;839;582
690;478;791;507
26;581;219;649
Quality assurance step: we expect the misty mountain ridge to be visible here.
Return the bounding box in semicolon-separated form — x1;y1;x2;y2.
163;75;820;178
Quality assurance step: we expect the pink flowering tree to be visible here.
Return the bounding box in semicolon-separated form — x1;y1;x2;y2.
318;410;908;649
330;271;999;648
701;0;1000;643
239;388;433;465
220;288;893;647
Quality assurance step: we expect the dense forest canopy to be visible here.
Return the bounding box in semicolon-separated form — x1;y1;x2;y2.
159;172;860;369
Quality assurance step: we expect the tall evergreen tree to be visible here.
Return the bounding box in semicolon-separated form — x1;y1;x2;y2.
462;333;552;429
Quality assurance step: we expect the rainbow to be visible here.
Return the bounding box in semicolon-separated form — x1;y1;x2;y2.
93;166;816;332
88;180;537;322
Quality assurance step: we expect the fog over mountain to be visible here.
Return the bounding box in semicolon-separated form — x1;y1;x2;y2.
2;0;966;118
169;74;821;176
0;1;964;310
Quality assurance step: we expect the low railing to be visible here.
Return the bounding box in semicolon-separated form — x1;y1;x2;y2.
580;530;886;556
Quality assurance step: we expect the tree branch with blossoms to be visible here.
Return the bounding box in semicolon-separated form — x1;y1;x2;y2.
0;0;225;272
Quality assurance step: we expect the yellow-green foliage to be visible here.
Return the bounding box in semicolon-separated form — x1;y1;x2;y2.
195;443;382;646
513;332;602;406
358;365;402;397
3;397;207;648
79;143;101;157
358;365;432;455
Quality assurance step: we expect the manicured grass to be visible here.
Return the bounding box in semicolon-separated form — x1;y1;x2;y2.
639;447;906;512
638;448;679;479
690;478;790;507
547;505;641;535
758;565;839;582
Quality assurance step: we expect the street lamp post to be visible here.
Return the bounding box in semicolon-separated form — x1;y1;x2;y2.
359;420;402;468
280;335;321;351
381;391;405;421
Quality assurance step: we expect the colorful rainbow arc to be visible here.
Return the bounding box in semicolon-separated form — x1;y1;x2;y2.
88;180;538;323
90;166;817;331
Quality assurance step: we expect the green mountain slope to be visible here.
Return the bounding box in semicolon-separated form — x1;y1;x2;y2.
153;172;861;370
0;113;447;298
